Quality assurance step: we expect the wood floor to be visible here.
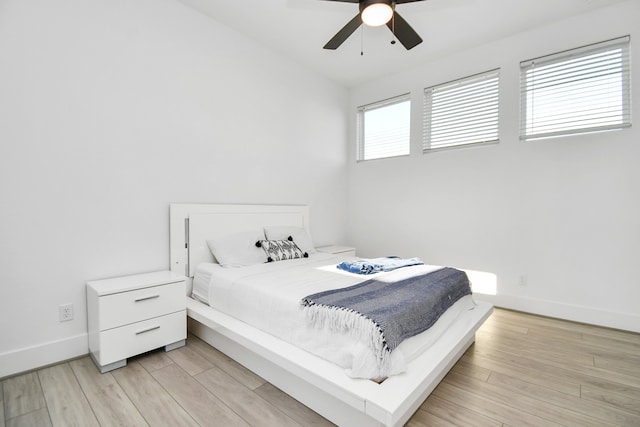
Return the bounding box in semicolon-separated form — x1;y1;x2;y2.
2;308;639;427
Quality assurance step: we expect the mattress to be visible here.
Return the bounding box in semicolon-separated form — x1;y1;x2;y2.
192;252;477;380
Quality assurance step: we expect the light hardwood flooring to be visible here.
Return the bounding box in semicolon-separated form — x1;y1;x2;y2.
2;308;639;426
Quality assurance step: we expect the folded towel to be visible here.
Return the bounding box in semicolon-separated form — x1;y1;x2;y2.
337;257;424;275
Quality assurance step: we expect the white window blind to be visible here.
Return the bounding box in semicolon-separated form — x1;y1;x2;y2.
423;69;500;152
357;94;410;161
520;36;631;140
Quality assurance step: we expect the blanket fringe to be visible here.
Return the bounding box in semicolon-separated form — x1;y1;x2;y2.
303;303;392;375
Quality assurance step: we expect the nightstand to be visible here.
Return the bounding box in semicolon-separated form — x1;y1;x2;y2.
87;270;186;373
317;245;356;257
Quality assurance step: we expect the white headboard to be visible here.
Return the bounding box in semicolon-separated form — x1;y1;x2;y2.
169;204;310;279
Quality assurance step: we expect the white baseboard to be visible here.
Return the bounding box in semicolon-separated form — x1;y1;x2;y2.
1;295;637;379
475;293;640;334
0;333;88;379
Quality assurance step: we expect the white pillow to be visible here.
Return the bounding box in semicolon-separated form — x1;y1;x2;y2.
206;229;266;267
264;226;316;254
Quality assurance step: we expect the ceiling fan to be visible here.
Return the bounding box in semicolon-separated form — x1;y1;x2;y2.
322;0;425;51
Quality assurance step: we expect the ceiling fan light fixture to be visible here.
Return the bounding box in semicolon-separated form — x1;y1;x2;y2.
323;0;423;51
361;2;393;27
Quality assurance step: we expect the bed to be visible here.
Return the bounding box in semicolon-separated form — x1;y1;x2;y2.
169;203;493;427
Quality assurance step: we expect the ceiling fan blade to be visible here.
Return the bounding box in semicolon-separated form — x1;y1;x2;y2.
320;0;359;2
323;14;362;50
395;0;429;3
387;11;423;50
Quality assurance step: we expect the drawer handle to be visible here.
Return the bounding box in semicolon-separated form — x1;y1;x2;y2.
136;326;160;335
134;294;160;303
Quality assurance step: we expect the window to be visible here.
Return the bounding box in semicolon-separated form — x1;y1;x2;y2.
357;94;410;161
423;69;500;152
520;36;631;140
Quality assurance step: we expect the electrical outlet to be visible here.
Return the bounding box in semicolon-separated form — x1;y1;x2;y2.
518;275;528;286
59;303;73;322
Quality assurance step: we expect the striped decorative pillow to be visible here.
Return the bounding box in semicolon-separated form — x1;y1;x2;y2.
256;237;308;262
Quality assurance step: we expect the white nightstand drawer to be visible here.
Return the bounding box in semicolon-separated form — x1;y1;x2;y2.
96;310;186;366
99;281;185;330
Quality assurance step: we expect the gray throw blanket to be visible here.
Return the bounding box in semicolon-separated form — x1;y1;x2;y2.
301;267;472;373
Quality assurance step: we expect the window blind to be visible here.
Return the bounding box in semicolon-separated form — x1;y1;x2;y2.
423;69;500;151
357;94;411;161
520;36;631;140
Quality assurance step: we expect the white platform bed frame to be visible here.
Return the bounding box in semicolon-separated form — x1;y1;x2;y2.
169;203;493;427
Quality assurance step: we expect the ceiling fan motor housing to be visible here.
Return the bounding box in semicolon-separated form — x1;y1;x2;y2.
359;0;395;14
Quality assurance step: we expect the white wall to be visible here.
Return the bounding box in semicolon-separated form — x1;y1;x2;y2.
0;0;349;377
347;1;640;332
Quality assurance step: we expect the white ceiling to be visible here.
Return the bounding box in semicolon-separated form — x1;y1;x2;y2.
177;0;626;87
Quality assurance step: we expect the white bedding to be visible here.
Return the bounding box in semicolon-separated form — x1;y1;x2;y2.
192;252;477;380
